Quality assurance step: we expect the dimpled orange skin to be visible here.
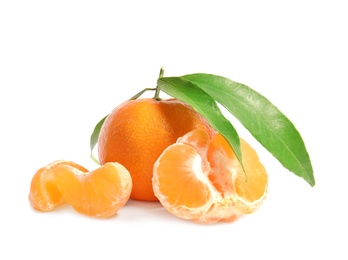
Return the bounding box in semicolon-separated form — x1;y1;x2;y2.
98;98;216;201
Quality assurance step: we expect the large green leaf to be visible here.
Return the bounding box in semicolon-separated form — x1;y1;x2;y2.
182;73;315;187
157;77;244;170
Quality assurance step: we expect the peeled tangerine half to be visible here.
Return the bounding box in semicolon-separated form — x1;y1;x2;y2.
152;129;268;224
29;160;132;218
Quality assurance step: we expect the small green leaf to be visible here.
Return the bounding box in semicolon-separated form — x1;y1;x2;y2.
89;115;108;164
157;77;244;170
183;73;315;187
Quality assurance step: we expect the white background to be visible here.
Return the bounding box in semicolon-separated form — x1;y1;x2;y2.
1;1;347;259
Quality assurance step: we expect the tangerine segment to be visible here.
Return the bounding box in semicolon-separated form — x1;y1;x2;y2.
208;134;268;214
153;143;215;220
54;162;132;218
29;160;88;212
177;127;211;158
177;129;212;174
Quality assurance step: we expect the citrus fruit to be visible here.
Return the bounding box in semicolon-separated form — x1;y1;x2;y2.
29;160;88;212
152;129;268;224
54;162;132;218
98;98;216;201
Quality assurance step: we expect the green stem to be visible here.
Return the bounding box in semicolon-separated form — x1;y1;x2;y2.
154;67;165;100
129;88;156;100
158;67;164;78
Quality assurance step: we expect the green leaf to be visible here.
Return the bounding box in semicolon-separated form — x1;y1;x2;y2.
157;77;244;171
89;115;108;164
183;73;315;187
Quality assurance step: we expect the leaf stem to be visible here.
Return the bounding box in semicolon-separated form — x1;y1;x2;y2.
129;88;156;100
158;67;164;78
154;67;165;100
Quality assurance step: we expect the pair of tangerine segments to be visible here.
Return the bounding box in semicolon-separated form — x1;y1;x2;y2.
29;160;132;218
153;129;268;224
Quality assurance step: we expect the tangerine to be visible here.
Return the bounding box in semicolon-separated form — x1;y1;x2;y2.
152;129;268;224
98;98;215;201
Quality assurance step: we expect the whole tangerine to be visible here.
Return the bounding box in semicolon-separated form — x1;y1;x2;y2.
98;98;215;201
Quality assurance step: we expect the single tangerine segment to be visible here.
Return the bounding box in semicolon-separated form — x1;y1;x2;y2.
177;126;211;157
29;160;88;212
54;162;132;218
153;143;215;220
153;129;268;224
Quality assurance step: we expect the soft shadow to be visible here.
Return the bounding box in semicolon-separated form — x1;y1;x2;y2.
119;199;246;226
120;199;175;220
